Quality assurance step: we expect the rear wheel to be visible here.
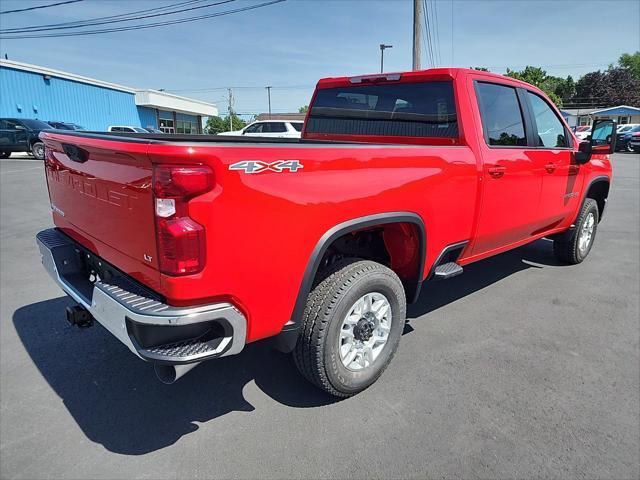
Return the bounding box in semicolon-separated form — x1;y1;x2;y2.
0;151;10;159
553;198;599;264
293;259;406;397
31;142;45;160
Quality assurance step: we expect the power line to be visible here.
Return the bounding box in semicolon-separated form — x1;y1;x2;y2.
423;0;434;67
1;0;205;33
165;84;314;93
1;0;235;34
0;0;83;15
432;0;442;66
0;0;286;39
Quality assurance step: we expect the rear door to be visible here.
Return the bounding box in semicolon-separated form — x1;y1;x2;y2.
41;132;160;286
470;81;544;255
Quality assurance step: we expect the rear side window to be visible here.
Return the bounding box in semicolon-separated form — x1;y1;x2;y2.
526;92;568;148
476;82;527;146
306;81;458;138
265;122;287;133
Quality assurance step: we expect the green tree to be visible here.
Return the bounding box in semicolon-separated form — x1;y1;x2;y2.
576;68;640;106
205;114;247;134
618;51;640;79
505;66;563;106
298;105;309;113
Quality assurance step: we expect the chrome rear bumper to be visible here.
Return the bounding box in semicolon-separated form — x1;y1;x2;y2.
36;228;246;365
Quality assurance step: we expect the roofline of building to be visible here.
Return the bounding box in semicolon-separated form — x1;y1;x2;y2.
0;59;218;116
134;89;217;111
591;105;640;114
0;59;136;93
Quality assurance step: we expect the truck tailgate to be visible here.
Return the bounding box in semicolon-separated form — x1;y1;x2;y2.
41;132;160;290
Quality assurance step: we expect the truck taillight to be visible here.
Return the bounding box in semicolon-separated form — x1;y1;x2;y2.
152;165;214;276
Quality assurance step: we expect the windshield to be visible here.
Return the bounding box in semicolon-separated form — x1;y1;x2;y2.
132;127;148;133
291;122;303;132
21;119;52;130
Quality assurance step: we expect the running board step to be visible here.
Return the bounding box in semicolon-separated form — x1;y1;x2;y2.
433;262;463;279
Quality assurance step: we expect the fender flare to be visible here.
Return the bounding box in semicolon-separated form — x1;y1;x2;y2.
274;212;426;352
582;175;611;222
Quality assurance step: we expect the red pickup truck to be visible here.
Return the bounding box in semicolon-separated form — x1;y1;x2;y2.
37;68;615;397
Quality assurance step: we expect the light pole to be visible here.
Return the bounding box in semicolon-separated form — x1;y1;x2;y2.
380;44;393;73
265;86;272;119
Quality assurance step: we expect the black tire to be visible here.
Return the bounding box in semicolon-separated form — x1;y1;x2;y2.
627;142;635;153
0;151;10;159
293;259;406;397
31;142;45;160
553;198;599;264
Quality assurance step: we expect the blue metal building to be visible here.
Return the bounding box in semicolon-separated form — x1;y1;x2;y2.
0;59;218;132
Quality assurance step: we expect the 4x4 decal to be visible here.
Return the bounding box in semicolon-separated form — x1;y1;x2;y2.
229;160;304;174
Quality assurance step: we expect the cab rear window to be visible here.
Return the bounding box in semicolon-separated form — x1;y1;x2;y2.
306;81;458;138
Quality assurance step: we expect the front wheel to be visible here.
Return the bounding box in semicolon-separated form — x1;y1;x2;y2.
0;151;10;159
293;260;406;397
553;198;599;264
31;142;45;160
627;142;635;153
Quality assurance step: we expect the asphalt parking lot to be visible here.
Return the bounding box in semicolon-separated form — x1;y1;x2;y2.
1;153;638;479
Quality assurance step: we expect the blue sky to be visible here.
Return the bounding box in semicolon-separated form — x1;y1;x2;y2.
1;0;639;118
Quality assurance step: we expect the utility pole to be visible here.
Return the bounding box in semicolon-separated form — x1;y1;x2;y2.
379;44;393;73
265;86;272;119
227;88;234;131
412;0;423;70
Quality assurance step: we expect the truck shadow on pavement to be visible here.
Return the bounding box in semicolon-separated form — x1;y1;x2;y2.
13;239;562;455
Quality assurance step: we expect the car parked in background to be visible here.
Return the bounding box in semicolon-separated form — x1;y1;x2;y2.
219;120;303;138
144;128;164;134
47;121;86;131
0;118;52;159
615;124;640;152
107;126;150;133
627;131;640;152
575;126;592;140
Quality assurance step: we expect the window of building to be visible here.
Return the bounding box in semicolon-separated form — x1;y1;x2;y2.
526;91;568;148
176;119;197;134
159;118;174;133
476;82;527;146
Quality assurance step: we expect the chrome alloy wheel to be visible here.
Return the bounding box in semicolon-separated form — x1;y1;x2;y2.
578;211;595;254
338;292;392;371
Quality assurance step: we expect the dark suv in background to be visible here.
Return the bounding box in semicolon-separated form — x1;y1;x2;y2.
0;118;52;159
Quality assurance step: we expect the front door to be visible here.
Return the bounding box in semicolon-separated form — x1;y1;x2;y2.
0;119;27;150
524;91;583;230
471;81;544;256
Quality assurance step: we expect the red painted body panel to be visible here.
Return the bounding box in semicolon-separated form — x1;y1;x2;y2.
39;68;612;344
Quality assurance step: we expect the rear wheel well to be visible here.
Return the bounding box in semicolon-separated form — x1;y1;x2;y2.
316;222;423;302
586;179;610;222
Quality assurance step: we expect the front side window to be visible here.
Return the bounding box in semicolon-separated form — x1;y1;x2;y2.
244;123;262;134
526;92;568;148
476;82;527;146
306;81;458;138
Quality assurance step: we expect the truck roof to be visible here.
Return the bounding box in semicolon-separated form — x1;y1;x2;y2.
316;67;538;91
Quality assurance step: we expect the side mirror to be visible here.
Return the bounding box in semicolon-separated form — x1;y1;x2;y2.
14;125;25;131
574;119;616;164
